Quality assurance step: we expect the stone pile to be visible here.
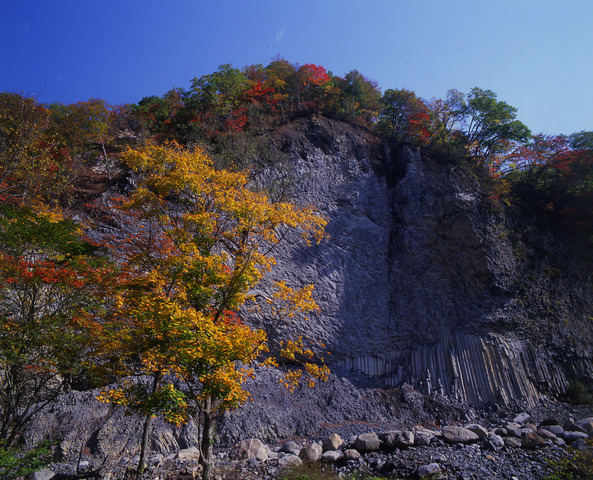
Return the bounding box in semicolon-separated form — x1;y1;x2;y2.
225;412;593;480
31;411;593;479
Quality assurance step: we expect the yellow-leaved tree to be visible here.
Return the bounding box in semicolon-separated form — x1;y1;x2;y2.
93;142;327;479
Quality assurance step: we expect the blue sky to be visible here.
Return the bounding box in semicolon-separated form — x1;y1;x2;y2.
1;0;591;135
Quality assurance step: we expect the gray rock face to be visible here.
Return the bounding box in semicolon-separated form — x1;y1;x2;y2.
254;116;593;406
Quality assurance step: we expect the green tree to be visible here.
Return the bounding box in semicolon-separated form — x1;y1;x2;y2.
341;70;381;126
568;130;593;150
187;64;251;132
463;87;531;159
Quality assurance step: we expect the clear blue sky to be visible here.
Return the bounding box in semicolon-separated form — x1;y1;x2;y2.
1;0;591;135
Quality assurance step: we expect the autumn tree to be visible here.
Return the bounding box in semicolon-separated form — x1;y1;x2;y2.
294;64;330;111
0;93;76;206
94;142;327;478
0;205;108;450
48;98;117;184
378;88;431;143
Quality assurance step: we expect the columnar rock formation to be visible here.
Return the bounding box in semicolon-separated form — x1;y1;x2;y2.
254;116;593;405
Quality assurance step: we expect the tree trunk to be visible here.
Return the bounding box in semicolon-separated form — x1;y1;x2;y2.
137;413;153;474
137;373;160;473
101;142;112;186
200;396;214;480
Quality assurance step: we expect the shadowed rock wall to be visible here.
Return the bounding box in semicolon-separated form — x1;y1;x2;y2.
256;116;593;405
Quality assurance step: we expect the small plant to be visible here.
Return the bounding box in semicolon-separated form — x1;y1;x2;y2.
279;461;340;480
565;380;593;405
544;440;593;479
0;440;54;480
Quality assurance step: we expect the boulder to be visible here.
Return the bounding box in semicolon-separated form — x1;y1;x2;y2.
31;469;55;480
322;433;343;451
554;437;567;448
442;426;479;444
233;439;268;461
278;454;302;468
540;417;561;426
524;423;538;433
466;424;489;439
565;422;587;433
177;446;201;462
300;443;322;461
521;432;547;449
379;430;400;449
395;430;415;447
537;428;557;440
344;449;361;460
505;423;522;438
544;425;564;436
321;450;343;462
280;441;301;456
563;431;589;443
486;434;504;451
577;417;593;433
513;412;532;424
418;463;441;477
355;432;380;452
381;430;415;448
504;437;521;448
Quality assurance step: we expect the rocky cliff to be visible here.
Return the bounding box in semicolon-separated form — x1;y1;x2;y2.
251;115;593;406
25;116;593;466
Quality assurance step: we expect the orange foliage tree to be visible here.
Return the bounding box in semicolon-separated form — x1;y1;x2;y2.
93;142;327;478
